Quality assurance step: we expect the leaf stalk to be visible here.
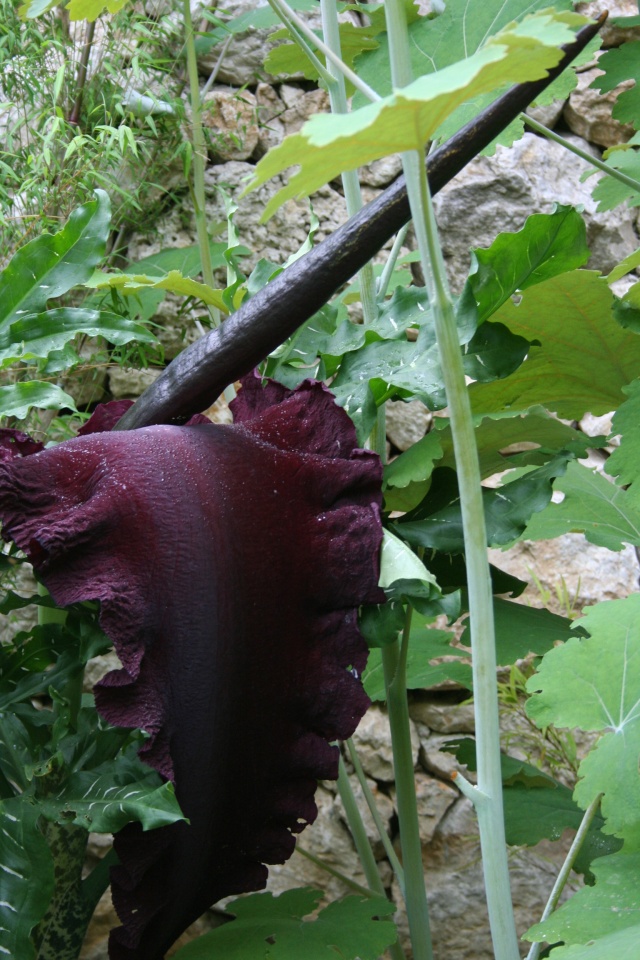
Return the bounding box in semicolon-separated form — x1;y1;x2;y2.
383;1;519;957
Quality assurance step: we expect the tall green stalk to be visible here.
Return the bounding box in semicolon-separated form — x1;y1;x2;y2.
382;612;434;960
182;0;220;327
382;2;520;958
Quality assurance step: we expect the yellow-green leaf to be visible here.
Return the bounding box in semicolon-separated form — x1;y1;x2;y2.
244;12;581;220
86;270;228;313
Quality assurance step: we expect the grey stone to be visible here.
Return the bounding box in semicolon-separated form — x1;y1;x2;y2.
202;88;259;161
410;699;476;735
386;399;433;451
108;366;162;399
432;132;639;290
488;534;640;613
576;1;640;46
197;0;323;87
351;705;420;781
564;55;636;148
390;772;457;843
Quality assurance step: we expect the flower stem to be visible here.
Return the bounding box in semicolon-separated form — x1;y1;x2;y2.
525;793;604;960
383;1;519;958
319;0;377;325
382;609;434;960
345;738;406;891
183;0;220;327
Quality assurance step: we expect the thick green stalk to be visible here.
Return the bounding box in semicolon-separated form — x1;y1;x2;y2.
183;0;220;327
319;0;378;326
383;2;519;958
382;611;434;960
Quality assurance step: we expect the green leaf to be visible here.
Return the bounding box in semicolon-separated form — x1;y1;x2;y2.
605;378;640;502
0;625;83;712
193;0;319;55
383;432;443;513
591;42;640;130
172;888;396;960
379;529;436;590
470;271;640;418
526;595;640;843
546;925;640;960
66;0;129;20
331;318;528;443
363;619;471;701
0;382;77;420
85;269;227;312
0;798;55;960
523;461;640;550
466;205;589;324
446;740;618;860
526;851;640;947
0;191;110;330
354;0;580;119
40;761;185;834
590;147;640;212
264;22;379;86
0;308;156;367
397;457;570;553
245;12;581;219
437;408;599;479
461;597;577;664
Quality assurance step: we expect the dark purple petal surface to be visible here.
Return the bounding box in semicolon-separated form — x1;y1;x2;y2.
0;377;383;959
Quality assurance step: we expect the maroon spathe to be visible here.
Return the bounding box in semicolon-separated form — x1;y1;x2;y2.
0;376;384;959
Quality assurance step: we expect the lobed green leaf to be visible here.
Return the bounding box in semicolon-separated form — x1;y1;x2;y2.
171;888;396;960
526;595;640;842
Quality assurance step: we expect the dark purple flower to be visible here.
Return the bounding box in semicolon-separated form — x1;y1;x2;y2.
0;376;383;959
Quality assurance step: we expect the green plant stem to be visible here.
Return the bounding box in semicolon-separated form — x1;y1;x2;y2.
68;19;95;126
377;224;410;302
345;738;406;890
525;793;604;960
383;2;519;959
337;756;389;893
382;608;434;960
319;0;377;325
295;844;377;898
183;0;220;328
523;113;640;194
266;0;380;103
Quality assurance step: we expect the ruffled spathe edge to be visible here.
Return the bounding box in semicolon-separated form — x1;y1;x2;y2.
0;376;384;960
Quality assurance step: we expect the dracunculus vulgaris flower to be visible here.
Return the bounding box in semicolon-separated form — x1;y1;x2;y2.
0;375;384;960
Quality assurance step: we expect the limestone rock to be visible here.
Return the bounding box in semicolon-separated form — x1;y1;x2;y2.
576;1;640;46
351;705;420;781
391;772;458;844
386;399;433;451
202;88;259;161
431;132;638;290
564;56;636;148
203;160;353;270
108;366;162;399
525;99;565;130
410;698;476;735
359;154;404;188
197;0;323;87
488;534;640;614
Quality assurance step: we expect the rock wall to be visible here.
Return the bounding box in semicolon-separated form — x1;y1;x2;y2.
24;0;636;956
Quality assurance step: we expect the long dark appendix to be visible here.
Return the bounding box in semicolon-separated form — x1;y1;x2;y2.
114;14;606;431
